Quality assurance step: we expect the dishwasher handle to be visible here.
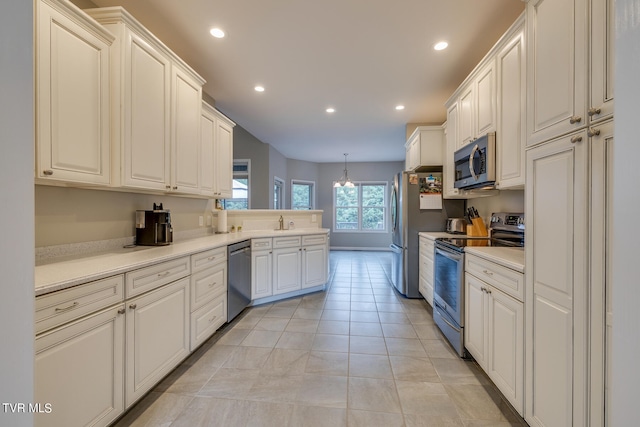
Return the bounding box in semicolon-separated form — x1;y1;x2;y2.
230;247;250;256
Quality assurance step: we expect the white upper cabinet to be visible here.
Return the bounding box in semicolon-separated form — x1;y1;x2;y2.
85;7;205;195
589;0;614;123
214;114;235;199
525;0;588;146
200;103;216;197
404;126;444;171
457;85;475;148
496;16;526;189
36;0;114;186
475;59;497;137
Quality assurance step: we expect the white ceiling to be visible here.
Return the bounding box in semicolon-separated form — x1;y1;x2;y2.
90;0;525;163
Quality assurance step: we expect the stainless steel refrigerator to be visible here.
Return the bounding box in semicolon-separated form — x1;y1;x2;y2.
389;172;465;298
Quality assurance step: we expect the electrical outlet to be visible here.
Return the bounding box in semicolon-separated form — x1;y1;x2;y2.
311;214;317;223
199;216;204;227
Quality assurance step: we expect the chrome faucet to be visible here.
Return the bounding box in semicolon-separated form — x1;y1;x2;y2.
278;215;284;230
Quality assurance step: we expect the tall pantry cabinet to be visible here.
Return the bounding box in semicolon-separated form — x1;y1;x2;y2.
524;0;614;425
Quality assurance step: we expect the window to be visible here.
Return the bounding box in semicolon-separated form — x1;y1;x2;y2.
292;180;315;210
334;182;387;232
274;177;284;209
222;160;250;209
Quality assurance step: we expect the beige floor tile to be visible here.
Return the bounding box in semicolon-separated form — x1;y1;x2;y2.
290;405;348;427
246;374;304;403
350;288;374;295
385;337;428;358
350;301;378;311
421;339;459;359
272;298;302;308
349;321;383;337
263;306;297;318
261;348;310;376
413;323;443;340
223;346;273;369
321;309;351;321
378;311;411;324
311;334;349;353
285;318;319;333
296;374;348;408
184;343;235;368
350;311;380;323
404;413;464;427
350;294;376;303
170;396;249;427
348;353;394;379
444;383;521;423
154;360;217;395
382;323;419;339
348;409;405;427
430;358;490;385
376;302;405;313
325;293;351;302
240;330;283;348
348;377;402;413
349;335;388;355
305;351;349;376
112;392;193;427
216;328;251;345
293;308;323;320
317;320;350;335
396;381;451;415
389;355;440;382
329;287;351;294
275;332;315;350
323;300;351;311
197;368;261;399
234;315;263;330
254;317;290;332
407;310;436;325
244;401;295;427
462;420;528;427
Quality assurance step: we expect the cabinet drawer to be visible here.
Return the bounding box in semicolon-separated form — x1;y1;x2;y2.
191;246;226;273
465;254;523;301
190;293;226;351
273;235;302;249
36;275;124;335
252;238;272;251
191;264;226;311
125;256;191;298
301;234;327;246
420;238;435;261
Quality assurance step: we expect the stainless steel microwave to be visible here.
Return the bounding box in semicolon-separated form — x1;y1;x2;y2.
453;132;496;190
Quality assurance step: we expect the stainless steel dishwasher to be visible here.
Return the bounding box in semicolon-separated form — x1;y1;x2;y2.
227;240;251;322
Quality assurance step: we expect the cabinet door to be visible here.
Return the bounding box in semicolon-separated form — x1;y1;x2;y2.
35;306;125;427
171;66;202;194
526;0;588;146
126;278;190;407
302;244;327;288
458;85;475;148
443;105;463;198
36;1;111;185
525;130;588;427
488;287;524;415
252;250;273;299
123;28;171;190
496;25;526;189
214;116;234;198
200;107;216;196
464;275;487;368
589;0;614;123
272;247;302;295
475;60;496;136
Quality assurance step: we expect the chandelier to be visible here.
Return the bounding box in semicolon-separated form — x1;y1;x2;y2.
334;153;355;188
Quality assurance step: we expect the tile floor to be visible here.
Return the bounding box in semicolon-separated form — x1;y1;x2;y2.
114;251;528;427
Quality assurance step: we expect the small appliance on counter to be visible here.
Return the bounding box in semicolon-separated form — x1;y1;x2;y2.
445;218;467;234
135;203;173;246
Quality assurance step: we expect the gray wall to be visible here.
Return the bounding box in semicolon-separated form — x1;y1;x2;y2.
319;161;405;249
268;146;288;209
0;1;34;425
287;159;320;209
233;125;270;209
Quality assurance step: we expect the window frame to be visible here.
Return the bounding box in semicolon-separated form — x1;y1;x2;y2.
291;179;316;210
222;159;250;210
333;181;388;233
273;176;285;209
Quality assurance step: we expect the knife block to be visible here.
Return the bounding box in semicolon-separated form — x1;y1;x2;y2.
467;218;488;237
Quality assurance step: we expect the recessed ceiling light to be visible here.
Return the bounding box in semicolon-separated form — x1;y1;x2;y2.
395;105;405;110
254;86;265;92
209;28;225;38
434;41;448;51
326;108;335;113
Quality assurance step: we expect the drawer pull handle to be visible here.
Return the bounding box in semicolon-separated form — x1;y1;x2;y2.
157;271;171;278
207;256;216;261
208;315;217;323
54;301;79;312
570;135;583;144
569;115;582;124
482;270;494;276
208;282;217;288
129;304;137;310
43;169;54;176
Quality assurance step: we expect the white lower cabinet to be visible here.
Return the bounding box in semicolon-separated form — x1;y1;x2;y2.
35;305;125;427
418;236;435;306
252;252;273;299
273;246;302;295
302;244;327;288
125;277;190;407
190;292;226;350
465;254;524;416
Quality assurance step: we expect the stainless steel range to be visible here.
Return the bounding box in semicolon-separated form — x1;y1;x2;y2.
432;212;524;357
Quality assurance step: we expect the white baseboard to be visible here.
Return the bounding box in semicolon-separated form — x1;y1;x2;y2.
330;247;392;252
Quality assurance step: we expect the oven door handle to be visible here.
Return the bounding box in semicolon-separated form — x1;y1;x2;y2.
469;144;479;181
435;245;463;262
434;303;462;333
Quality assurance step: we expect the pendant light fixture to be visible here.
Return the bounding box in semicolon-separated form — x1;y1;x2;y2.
334;153;355;188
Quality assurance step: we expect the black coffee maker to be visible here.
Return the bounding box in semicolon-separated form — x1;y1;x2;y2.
135;203;173;246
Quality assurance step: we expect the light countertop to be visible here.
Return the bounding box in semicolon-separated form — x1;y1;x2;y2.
418;231;471;240
464;246;525;273
35;228;329;297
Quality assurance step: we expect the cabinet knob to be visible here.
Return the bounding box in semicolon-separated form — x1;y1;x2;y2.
173;186;178;190
569;116;582;124
587;127;601;137
117;308;126;315
129;303;137;310
43;170;54;176
570;135;583;144
588;107;602;117
166;185;171;189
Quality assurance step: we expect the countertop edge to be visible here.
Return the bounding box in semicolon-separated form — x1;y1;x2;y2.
464;247;525;273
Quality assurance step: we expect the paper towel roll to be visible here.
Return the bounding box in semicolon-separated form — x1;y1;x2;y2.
217;210;227;233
